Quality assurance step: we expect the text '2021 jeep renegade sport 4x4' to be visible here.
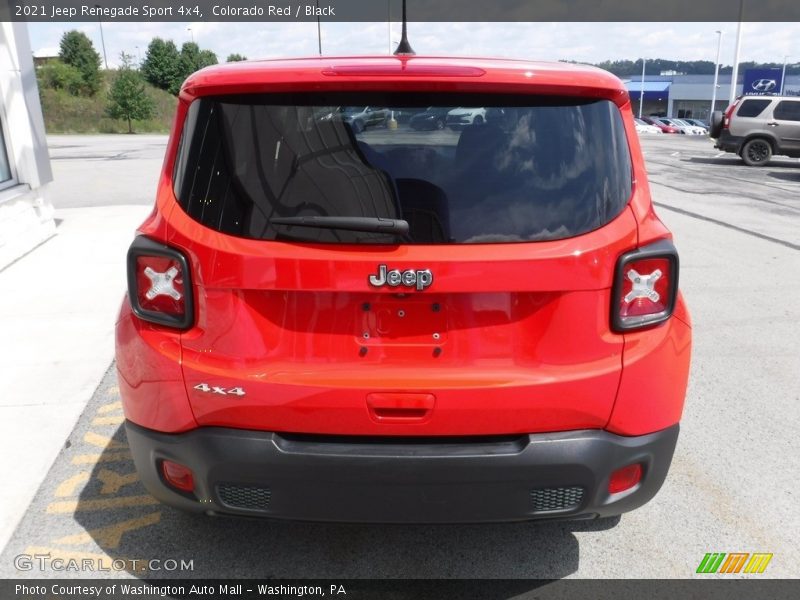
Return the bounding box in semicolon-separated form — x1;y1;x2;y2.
116;54;692;523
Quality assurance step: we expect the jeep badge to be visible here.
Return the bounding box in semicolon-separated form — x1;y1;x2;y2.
368;265;433;291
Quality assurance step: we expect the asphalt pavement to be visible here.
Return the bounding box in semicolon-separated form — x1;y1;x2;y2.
0;133;798;580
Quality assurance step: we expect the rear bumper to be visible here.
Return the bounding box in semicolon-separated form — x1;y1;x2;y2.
713;130;743;153
126;421;679;523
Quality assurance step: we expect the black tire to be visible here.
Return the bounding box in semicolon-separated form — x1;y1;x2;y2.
709;110;724;138
740;138;773;166
435;118;444;130
352;119;365;133
473;115;484;125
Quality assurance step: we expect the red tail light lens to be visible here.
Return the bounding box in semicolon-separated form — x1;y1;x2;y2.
612;240;679;332
127;237;194;329
608;463;643;494
135;256;185;317
161;460;195;493
722;102;737;129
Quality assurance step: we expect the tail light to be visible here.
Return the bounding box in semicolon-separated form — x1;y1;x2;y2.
722;102;737;129
612;239;679;332
127;236;194;329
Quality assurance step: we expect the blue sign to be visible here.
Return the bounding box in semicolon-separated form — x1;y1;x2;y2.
742;68;784;96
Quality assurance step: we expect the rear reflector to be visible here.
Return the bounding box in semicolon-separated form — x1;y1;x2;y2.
612;239;679;332
161;460;194;493
127;236;194;329
608;463;643;494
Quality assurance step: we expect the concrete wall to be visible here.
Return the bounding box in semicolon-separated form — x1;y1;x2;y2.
0;22;55;270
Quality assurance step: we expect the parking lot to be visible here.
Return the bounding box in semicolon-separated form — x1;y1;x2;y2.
0;133;798;580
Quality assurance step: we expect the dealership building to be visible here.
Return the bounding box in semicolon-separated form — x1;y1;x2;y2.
0;22;55;270
626;73;800;119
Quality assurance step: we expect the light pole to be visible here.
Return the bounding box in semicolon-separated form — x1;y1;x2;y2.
710;30;723;117
316;0;322;55
729;0;745;107
94;5;108;69
187;27;194;44
780;55;789;95
638;58;646;119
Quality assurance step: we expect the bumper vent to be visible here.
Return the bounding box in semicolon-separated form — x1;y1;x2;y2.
217;484;272;512
530;486;585;513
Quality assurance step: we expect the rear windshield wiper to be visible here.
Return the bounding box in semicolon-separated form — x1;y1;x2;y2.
270;216;409;236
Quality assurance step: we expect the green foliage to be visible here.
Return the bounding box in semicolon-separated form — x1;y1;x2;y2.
40;77;175;134
106;53;156;133
592;58;800;78
141;38;182;93
36;61;85;96
58;30;102;96
226;53;247;62
166;42;218;95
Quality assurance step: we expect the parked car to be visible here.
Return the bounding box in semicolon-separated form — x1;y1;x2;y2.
117;56;691;523
446;106;487;128
710;95;800;166
642;116;679;134
634;118;663;134
317;106;389;132
682;118;709;130
409;107;451;130
656;118;703;135
392;107;426;124
669;119;707;135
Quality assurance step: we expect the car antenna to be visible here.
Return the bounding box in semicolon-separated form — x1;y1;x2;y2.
393;0;415;56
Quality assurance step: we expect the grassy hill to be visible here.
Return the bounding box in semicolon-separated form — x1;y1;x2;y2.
39;71;177;134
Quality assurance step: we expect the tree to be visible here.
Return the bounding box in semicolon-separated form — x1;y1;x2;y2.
141;38;181;93
107;53;155;134
169;42;218;95
226;53;247;62
58;30;102;96
36;61;85;95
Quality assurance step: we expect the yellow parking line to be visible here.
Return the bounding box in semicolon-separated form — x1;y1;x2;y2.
83;432;126;449
97;400;122;413
54;512;161;549
47;495;159;513
97;469;139;495
54;472;91;498
71;451;131;465
92;415;125;426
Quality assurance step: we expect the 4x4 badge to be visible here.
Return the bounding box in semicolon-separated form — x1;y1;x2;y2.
368;264;433;291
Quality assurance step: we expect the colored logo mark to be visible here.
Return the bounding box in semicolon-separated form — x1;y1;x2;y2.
696;553;773;574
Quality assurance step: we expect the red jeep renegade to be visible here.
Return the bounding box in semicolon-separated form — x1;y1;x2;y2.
116;54;692;523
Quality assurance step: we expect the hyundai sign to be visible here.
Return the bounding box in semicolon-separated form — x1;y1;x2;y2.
742;68;783;96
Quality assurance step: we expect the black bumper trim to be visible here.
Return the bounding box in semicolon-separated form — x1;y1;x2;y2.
126;421;679;523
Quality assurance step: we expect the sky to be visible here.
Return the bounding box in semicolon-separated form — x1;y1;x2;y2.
27;21;800;70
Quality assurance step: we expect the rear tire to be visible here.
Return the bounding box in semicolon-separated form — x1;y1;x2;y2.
741;138;772;166
473;115;484;125
709;110;724;138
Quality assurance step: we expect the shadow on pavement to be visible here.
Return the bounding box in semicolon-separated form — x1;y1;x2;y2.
688;156;800;170
71;424;621;581
768;170;800;182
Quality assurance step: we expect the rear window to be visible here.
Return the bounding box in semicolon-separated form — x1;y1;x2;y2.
173;93;632;244
774;100;800;121
736;99;772;118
